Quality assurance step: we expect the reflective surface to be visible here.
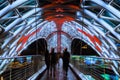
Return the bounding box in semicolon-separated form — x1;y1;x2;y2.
40;58;78;80
71;55;120;80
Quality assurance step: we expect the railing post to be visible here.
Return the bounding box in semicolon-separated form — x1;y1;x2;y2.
103;58;106;76
25;66;27;79
10;68;12;80
0;55;45;80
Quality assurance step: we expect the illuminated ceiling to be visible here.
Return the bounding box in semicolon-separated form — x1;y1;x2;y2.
0;0;120;75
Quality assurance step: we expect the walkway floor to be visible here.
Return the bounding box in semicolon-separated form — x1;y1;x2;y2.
40;58;78;80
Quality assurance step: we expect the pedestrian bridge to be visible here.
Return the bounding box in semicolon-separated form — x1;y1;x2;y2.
0;55;119;80
0;0;120;79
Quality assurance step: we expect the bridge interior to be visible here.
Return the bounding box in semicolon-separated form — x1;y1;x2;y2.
0;0;120;80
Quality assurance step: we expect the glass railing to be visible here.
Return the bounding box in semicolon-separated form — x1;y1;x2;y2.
0;55;45;80
70;55;120;80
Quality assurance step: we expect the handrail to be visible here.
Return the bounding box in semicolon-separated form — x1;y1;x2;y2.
0;55;42;60
70;55;120;80
0;55;45;80
72;55;120;61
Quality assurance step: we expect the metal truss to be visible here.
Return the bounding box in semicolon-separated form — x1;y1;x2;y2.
0;0;120;75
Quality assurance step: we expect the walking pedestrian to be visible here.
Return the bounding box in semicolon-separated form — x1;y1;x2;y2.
45;49;50;73
62;48;70;75
50;48;56;76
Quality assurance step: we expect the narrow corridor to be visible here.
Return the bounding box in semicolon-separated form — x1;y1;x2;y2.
40;58;78;80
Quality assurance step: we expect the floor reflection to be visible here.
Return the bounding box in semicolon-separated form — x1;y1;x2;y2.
40;59;77;80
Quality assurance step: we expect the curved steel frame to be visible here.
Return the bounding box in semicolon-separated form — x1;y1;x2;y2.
0;0;120;75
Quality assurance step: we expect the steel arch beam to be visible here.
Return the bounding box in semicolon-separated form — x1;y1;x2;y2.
84;9;120;40
76;16;117;51
1;20;48;57
1;17;43;49
91;0;120;19
4;8;42;33
0;0;28;18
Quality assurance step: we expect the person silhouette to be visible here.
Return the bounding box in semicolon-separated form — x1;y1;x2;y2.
50;48;56;76
62;48;70;75
45;49;50;74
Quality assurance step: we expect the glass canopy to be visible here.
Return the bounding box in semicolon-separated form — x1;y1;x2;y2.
0;0;120;75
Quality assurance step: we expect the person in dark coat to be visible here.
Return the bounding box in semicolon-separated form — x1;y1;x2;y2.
45;49;50;73
50;48;56;76
62;48;70;75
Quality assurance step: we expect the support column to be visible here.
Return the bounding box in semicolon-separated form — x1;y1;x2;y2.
56;20;62;53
